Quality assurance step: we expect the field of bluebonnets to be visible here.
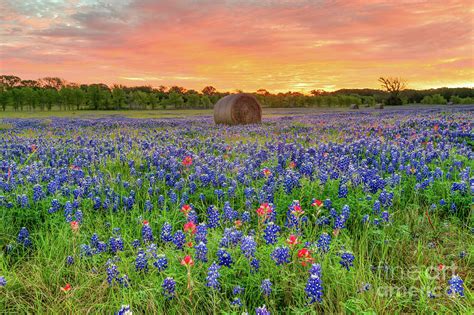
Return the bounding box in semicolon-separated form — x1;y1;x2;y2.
0;106;472;314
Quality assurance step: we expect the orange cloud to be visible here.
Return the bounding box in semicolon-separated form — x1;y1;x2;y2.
1;0;472;92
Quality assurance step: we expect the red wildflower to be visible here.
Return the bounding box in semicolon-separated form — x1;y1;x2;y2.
256;203;272;218
182;156;193;167
61;283;72;292
262;168;271;177
181;204;192;216
289;161;296;169
184;221;196;234
312;199;323;207
143;220;149;225
70;221;79;232
438;263;445;271
181;255;194;267
291;204;304;216
297;248;314;266
31;144;37;153
234;220;242;228
287;234;299;246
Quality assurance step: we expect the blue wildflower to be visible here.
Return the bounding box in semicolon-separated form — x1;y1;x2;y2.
271;246;290;266
340;252;355;271
447;275;464;297
261;279;272;297
206;262;221;290
162;277;176;300
217;248;233;267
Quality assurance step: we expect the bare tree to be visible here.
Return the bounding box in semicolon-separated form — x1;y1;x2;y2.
378;77;406;97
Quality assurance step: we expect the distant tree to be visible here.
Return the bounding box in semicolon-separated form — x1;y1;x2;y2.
168;92;184;109
39;77;66;90
378;77;406;105
21;80;39;88
256;88;270;96
111;85;126;110
169;86;186;94
310;89;326;96
202;86;216;95
200;95;211;109
185;93;200;108
72;88;85;110
0;75;21;89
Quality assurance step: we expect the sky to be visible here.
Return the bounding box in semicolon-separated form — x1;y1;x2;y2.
1;0;473;93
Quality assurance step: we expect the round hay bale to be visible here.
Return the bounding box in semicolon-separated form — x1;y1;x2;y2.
375;103;384;109
214;93;262;125
350;103;359;109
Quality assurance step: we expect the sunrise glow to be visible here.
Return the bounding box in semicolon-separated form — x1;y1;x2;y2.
1;0;473;92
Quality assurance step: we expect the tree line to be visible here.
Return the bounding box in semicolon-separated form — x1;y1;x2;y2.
0;75;472;111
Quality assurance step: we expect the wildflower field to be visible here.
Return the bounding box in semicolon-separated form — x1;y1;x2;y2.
0;107;472;314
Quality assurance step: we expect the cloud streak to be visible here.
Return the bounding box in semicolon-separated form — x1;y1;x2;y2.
1;0;473;92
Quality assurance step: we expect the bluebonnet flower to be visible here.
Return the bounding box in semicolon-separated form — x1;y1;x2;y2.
195;242;208;262
161;222;173;242
107;263;120;285
358;283;371;293
240;236;257;259
223;201;238;222
338;184;348;198
381;211;390;223
145;200;153;212
217;248;233;267
66;256;74;265
305;270;323;304
251;258;260;273
153;255;168;271
135;249;148;272
451;182;466;193
340;252;355;271
242;211;251;223
75;210;83;223
206;262;221;290
141;222;154;243
131;239;141;248
17;227;32;247
207;205;220;228
334;214;348;230
317;233;331;253
231;297;242;307
0;276;6;287
195;223;208;244
109;237;124;253
362;214;370;224
187;210;199;224
271;246;290;266
64;201;73;222
115;305;131;315
172;231;186;250
263;222;280;245
261;279;272;296
48;199;60;214
256;305;270;315
372;200;381;214
33;184;44;202
233;285;244;295
324;199;332;209
447;275;464;297
162;277;176;300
